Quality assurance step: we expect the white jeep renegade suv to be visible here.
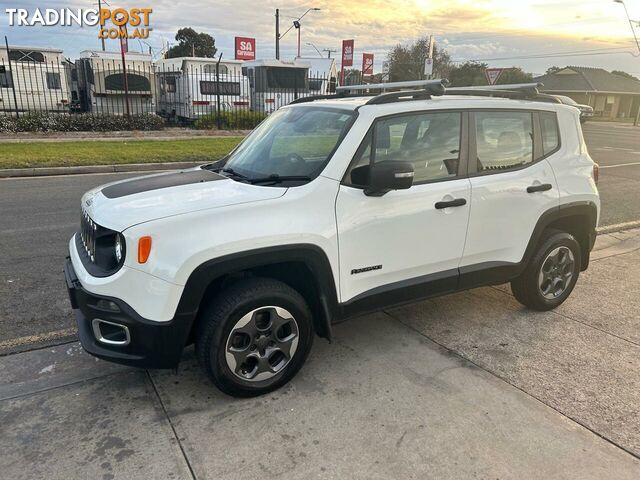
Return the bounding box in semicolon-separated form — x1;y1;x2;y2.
65;81;600;397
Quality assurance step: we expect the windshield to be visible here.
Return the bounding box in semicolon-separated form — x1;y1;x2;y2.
218;106;356;185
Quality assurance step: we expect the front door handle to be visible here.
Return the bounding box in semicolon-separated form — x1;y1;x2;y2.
527;183;552;193
435;198;467;209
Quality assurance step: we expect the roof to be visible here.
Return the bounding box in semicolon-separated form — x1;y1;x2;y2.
534;67;640;95
156;57;243;65
80;50;152;61
296;57;336;76
288;95;569;114
0;45;63;53
243;59;311;69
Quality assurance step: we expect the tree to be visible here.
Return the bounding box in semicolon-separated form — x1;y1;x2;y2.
612;70;639;81
497;67;533;85
340;68;362;86
447;63;533;87
166;28;217;58
386;36;453;82
447;62;488;87
545;66;562;75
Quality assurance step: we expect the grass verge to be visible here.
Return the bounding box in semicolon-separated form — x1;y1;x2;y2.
0;137;244;169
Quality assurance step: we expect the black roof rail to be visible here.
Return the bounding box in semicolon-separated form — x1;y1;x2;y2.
288;81;562;106
445;82;562;104
289;79;449;106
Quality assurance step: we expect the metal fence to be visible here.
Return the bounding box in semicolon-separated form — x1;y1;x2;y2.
0;54;339;128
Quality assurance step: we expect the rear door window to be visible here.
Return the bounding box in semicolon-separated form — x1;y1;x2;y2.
475;111;533;172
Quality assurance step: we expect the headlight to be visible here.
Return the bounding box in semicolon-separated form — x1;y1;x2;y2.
114;234;124;263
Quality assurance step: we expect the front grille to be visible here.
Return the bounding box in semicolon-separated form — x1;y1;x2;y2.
80;209;97;262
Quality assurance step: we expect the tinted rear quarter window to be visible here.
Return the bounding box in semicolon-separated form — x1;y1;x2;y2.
539;111;560;156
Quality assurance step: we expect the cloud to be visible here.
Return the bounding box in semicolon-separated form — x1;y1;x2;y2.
2;0;639;75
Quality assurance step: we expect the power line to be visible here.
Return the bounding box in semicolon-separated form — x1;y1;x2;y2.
453;46;636;63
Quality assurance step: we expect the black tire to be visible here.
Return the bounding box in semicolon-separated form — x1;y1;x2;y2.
195;277;314;397
511;231;582;311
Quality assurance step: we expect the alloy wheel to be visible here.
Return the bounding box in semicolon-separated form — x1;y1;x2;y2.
225;306;299;382
538;246;575;300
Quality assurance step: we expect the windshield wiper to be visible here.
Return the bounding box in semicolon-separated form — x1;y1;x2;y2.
220;167;251;181
249;174;312;185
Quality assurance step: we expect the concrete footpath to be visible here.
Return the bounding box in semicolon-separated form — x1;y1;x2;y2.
1;231;639;479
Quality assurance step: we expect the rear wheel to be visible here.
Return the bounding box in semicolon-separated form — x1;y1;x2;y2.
511;231;581;311
196;277;314;397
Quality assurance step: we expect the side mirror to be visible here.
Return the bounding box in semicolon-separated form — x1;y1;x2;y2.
365;161;414;197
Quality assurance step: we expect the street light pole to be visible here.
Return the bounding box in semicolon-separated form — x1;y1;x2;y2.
97;0;106;51
275;9;280;60
306;42;323;57
613;0;640;125
278;7;320;59
613;0;640;55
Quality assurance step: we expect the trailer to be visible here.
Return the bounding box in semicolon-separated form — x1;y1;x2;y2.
76;50;156;115
242;59;311;113
0;45;71;114
155;57;250;121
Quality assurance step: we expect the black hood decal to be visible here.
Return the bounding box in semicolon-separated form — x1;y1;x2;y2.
102;169;227;199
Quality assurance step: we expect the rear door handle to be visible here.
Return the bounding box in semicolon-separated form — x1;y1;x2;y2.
435;198;467;209
527;183;552;193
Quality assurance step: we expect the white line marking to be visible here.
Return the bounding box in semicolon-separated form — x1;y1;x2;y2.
600;161;640;169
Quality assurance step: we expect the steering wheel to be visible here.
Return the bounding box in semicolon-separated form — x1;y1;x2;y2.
283;153;306;174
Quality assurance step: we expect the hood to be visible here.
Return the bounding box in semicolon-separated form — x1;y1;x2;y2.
81;168;287;232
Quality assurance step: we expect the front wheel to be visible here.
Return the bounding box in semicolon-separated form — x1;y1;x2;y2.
196;277;314;397
511;231;581;311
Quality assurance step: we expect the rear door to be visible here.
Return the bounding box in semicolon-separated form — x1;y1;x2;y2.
461;110;560;276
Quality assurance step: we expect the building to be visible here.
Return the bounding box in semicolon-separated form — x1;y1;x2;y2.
0;45;71;114
534;66;640;121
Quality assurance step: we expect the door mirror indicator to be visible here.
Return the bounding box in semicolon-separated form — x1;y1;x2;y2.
365;161;414;197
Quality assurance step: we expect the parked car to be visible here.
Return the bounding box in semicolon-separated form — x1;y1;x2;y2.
65;80;600;397
554;95;594;123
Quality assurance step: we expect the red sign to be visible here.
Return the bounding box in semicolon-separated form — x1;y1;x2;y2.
235;37;256;60
362;53;374;75
485;68;505;85
341;39;354;67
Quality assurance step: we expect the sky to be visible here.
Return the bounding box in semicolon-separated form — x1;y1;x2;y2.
1;0;639;77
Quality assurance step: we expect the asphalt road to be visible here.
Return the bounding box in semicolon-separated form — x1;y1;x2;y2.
583;122;640;226
0;122;638;352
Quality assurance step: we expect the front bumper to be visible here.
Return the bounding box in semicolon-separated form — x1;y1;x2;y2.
64;257;190;369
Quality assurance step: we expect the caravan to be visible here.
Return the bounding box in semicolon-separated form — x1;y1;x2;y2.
76;50;156;115
155;57;250;121
242;60;311;113
0;45;70;114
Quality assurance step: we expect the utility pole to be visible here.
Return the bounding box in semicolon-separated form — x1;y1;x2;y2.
4;36;20;118
613;1;640;125
275;9;280;60
98;0;106;51
323;48;338;58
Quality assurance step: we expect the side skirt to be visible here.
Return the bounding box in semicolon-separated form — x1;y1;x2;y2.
338;262;520;321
